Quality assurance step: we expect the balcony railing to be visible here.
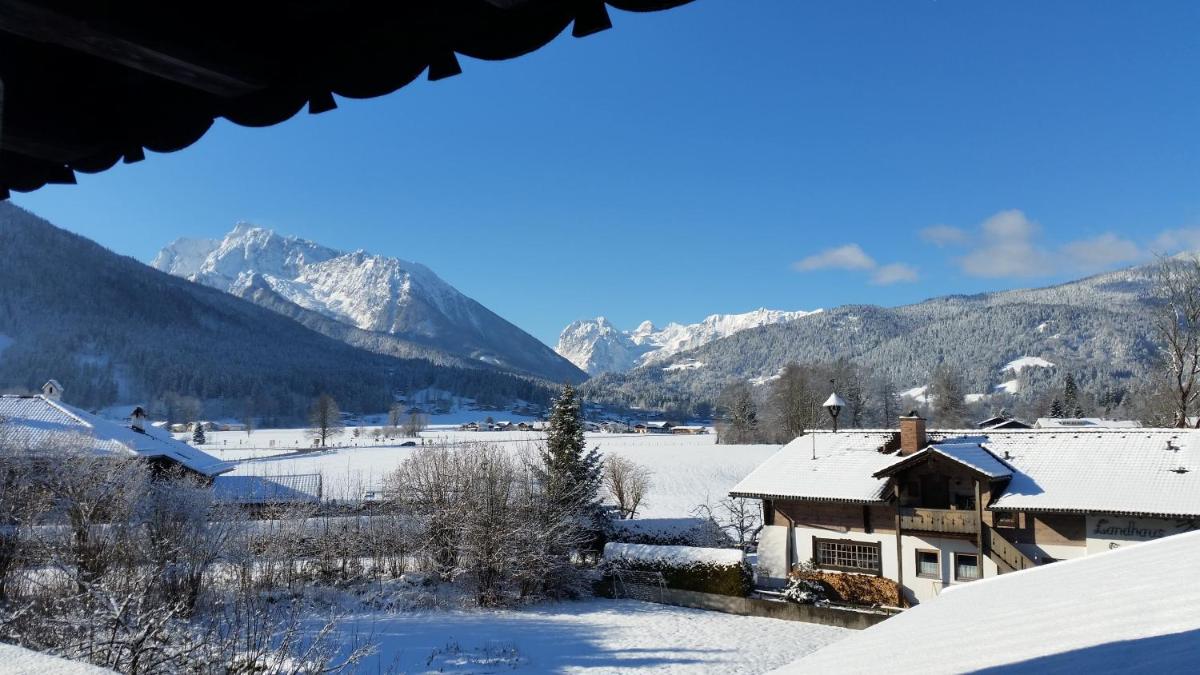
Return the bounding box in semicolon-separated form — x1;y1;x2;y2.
898;507;979;534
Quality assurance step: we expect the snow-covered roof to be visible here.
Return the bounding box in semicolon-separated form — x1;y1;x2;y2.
978;430;1200;517
211;474;322;504
1033;417;1142;429
779;530;1200;674
0;395;228;477
0;643;114;674
875;440;1012;481
731;428;1200;518
603;542;744;567
729;431;899;503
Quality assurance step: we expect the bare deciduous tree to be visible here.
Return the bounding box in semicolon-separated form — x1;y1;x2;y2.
402;411;428;437
603;454;652;519
1152;255;1200;427
307;393;344;447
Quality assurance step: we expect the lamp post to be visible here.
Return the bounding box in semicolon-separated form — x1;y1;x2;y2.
823;391;846;433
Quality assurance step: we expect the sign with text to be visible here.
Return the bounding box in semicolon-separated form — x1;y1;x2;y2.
1086;515;1199;553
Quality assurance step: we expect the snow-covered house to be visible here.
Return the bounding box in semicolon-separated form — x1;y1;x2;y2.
0;385;228;481
782;529;1200;673
635;421;673;434
730;413;1200;604
976;415;1031;430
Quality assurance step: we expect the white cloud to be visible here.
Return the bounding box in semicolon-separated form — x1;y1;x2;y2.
872;263;919;285
957;210;1051;278
1150;227;1200;255
980;209;1038;239
1060;234;1143;270
919;224;969;247
793;244;876;272
792;244;916;285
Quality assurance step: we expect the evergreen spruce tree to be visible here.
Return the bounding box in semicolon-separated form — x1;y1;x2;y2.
1063;373;1079;414
191;423;206;445
1049;398;1065;418
538;384;604;526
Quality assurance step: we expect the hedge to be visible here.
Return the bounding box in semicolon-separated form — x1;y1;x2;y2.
602;543;751;597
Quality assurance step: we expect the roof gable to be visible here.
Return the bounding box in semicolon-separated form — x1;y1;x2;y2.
729;431;898;503
874;440;1013;481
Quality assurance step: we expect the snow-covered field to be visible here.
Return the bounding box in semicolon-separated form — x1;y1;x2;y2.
201;430;779;517
336;599;847;674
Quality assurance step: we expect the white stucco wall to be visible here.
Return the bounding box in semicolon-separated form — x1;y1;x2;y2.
753;524;1000;604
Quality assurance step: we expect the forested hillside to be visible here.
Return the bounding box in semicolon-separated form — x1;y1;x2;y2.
0;204;555;421
583;264;1163;413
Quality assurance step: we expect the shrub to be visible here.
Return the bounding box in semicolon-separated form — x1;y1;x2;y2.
602;543;751;597
607;518;731;548
787;561;905;607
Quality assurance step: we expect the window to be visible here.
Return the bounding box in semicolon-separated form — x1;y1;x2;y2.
955;553;980;581
813;538;882;575
994;511;1018;528
916;550;940;579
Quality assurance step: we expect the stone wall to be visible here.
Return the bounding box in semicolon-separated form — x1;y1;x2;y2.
653;588;893;630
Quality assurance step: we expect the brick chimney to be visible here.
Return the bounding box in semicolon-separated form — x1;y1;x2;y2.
899;411;926;456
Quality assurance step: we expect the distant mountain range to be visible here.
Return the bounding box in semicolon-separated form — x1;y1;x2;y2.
153;224;585;384
0;204;559;419
556;309;820;376
582;263;1165;410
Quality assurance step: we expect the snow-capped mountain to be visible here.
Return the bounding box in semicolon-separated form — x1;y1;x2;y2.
556;308;820;376
153;224;585;383
583;261;1173;408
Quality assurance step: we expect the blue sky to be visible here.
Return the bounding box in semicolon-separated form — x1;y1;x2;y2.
13;0;1200;346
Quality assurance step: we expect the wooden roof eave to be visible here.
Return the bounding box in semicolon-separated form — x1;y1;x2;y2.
0;0;696;199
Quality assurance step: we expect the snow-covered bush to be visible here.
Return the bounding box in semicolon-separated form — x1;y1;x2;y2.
602;543;751;597
608;518;731;547
782;563;829;605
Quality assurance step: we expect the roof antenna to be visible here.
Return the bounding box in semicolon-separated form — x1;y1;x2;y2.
811;400;818;461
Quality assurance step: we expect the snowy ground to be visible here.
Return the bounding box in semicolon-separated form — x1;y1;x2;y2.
207;430;779;517
335;599;847;674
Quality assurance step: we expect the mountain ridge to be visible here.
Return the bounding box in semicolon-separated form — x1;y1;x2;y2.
0;203;556;418
556;308;821;376
580;263;1165;410
154;224;585;383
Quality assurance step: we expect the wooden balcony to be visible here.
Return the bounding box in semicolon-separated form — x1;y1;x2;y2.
898;507;979;535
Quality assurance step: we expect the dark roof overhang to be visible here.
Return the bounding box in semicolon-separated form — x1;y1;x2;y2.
0;0;694;198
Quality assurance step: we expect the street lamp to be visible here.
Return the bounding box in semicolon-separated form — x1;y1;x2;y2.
823;391;846;433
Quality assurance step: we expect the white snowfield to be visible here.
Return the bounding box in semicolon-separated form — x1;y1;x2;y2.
1002;355;1055;373
214;430;779;517
338;599;848;674
779;530;1200;674
603;543;745;567
0;643;114;674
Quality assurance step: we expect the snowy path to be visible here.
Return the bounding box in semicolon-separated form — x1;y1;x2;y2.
338;599;848;674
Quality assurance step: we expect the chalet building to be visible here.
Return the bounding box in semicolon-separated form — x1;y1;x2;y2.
634;421;673;434
671;425;709;435
0;382;228;481
730;414;1200;605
